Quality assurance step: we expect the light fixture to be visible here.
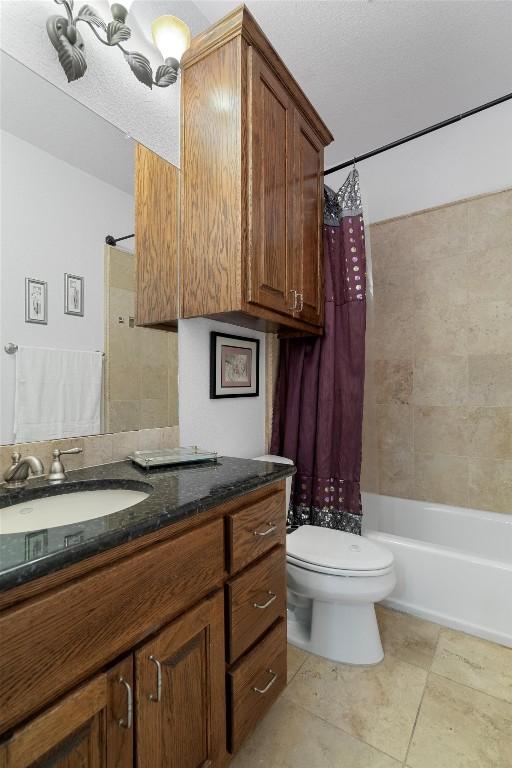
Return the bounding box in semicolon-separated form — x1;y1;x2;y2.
46;0;190;89
151;15;191;81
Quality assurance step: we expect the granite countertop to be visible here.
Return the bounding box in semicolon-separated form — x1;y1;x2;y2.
0;456;294;593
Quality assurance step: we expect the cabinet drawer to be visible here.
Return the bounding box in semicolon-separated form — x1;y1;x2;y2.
227;547;286;663
0;519;224;733
228;620;287;754
228;489;286;573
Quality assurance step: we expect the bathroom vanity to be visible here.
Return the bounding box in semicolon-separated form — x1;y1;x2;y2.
0;457;294;767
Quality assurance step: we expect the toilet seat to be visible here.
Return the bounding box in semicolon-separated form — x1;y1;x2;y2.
287;525;394;577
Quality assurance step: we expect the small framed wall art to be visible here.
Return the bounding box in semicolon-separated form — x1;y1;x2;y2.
25;278;48;324
64;273;84;316
210;332;260;398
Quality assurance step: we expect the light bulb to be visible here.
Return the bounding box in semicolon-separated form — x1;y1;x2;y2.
151;15;191;64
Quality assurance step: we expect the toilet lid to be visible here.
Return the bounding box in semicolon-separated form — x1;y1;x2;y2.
286;526;393;572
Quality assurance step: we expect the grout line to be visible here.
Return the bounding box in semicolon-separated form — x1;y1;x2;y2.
403;672;429;766
427;669;512;708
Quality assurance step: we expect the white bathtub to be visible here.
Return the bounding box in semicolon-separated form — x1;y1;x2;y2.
362;492;512;647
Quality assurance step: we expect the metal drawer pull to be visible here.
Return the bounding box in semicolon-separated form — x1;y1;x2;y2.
118;676;133;729
253;523;276;537
253;591;277;609
148;655;162;702
253;670;277;695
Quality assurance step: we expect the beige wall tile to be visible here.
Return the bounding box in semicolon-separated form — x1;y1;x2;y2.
407;674;512;768
413;406;468;456
467;300;512;355
408;201;468;259
83;434;113;468
140;366;168;401
374;360;413;405
376;403;412;453
160;426;179;449
108;248;136;291
414;453;469;507
467;240;512;302
413;356;468;406
137;428;162;450
139;399;168;429
112;430;138;461
468;354;512;406
414;251;468;307
109;400;141;433
372;264;414;316
379;450;414;498
466;187;512;250
414;303;468;356
109;364;141;401
284;652;427;761
468;457;512;513
432;628;512;704
466;407;512;459
373;308;414;360
138;327;169;366
370;220;415;275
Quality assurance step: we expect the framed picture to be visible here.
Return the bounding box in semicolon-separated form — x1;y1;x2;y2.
25;529;48;561
25;278;48;324
64;273;84;316
210;332;260;398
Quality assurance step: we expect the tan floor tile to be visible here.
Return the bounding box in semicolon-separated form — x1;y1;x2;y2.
287;644;309;683
284;650;427;761
376;606;440;671
231;697;401;768
407;674;512;768
431;628;512;703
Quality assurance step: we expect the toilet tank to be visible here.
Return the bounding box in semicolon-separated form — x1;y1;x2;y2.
253;455;294;514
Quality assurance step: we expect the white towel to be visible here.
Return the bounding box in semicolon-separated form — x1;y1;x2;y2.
14;346;102;442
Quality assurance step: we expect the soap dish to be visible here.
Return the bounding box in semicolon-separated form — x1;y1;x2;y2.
128;446;218;469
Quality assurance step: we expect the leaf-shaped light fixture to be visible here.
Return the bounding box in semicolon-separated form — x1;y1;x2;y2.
46;0;190;90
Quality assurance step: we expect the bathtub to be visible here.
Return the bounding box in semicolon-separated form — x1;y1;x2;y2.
362;492;512;647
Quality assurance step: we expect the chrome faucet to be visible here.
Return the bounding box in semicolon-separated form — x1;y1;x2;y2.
3;452;45;489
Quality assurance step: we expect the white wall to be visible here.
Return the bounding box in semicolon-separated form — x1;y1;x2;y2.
0;130;134;443
327;100;512;223
178;319;266;458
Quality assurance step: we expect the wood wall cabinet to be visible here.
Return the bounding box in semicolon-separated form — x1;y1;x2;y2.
179;5;333;335
0;480;288;768
135;143;180;330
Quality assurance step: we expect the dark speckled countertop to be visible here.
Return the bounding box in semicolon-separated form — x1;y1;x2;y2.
0;456;294;593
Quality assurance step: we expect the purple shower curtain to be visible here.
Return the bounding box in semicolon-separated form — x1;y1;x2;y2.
270;169;366;535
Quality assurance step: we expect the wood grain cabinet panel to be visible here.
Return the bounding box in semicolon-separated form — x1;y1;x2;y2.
135;144;179;329
135;591;226;768
0;519;224;733
227;546;286;663
227;619;287;754
227;489;286;573
0;658;133;768
178;6;333;335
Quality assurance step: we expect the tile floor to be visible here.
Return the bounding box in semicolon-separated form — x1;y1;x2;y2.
231;606;512;767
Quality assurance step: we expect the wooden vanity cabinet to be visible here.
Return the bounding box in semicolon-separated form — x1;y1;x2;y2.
0;480;288;768
179;5;333;335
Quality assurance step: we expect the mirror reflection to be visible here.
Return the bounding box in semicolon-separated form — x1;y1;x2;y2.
0;52;179;446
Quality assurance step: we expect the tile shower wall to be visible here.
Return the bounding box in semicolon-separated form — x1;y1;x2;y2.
105;247;179;433
362;188;512;513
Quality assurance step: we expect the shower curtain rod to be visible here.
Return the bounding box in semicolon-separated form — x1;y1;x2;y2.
323;91;512;177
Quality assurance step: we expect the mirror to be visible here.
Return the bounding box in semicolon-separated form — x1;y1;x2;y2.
0;51;179;445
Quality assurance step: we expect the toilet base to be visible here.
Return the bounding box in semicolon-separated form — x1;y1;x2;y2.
287;601;384;665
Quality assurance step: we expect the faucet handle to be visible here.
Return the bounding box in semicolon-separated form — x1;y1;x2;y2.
52;447;83;458
11;451;21;465
48;447;83;484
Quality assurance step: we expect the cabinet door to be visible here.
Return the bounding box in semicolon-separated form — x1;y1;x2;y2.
135;591;226;768
247;47;294;316
0;658;133;768
292;109;324;326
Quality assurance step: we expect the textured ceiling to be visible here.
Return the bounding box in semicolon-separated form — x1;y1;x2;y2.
194;0;512;168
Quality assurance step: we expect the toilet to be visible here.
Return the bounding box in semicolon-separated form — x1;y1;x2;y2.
254;455;396;665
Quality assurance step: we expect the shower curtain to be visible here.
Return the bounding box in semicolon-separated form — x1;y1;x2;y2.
270;169;367;535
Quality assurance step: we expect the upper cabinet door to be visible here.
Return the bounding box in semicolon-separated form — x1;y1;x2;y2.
135;591;226;768
247;48;294;316
292;109;324;327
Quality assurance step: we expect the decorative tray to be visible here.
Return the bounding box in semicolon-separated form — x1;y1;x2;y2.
128;446;218;469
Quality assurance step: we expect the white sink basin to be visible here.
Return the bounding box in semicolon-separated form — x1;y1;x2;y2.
0;488;150;535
